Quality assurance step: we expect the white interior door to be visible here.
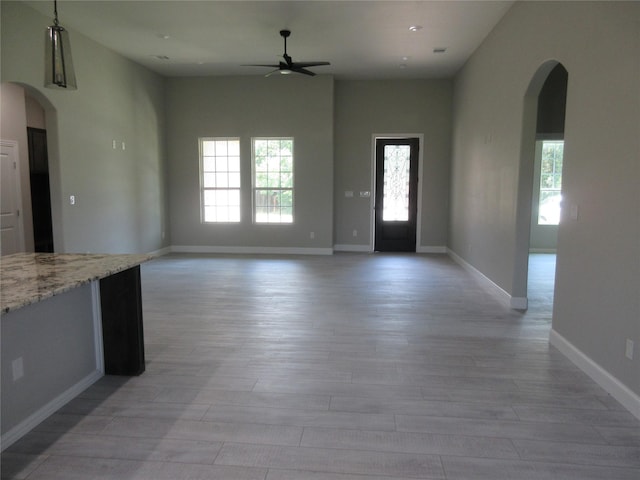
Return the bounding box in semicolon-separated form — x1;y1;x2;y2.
1;141;24;255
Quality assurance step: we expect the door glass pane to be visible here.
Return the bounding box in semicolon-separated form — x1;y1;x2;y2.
382;145;411;221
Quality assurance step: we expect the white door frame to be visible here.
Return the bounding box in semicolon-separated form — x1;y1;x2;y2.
370;133;424;252
1;140;25;254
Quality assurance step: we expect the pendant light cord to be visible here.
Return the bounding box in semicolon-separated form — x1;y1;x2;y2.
53;0;59;26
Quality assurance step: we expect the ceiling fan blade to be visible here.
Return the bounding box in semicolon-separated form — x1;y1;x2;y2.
291;67;316;76
264;69;281;77
243;64;281;68
292;61;331;68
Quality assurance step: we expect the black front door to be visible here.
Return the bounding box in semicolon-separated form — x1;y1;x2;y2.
374;138;419;252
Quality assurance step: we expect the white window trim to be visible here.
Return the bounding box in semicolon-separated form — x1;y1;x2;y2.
199;137;241;224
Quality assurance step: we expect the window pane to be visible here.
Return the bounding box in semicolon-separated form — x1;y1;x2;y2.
280;139;293;155
216;173;229;188
203;190;215;205
229;172;241;188
541;174;554;189
382;145;411;221
538;193;562;225
268;172;280;187
280;156;293;172
216;207;229;222
255;139;268;156
215;141;228;156
202;141;216;156
554;174;562;189
203;173;216;188
268;156;280;171
203;157;216;172
281;172;293;188
229;189;240;205
204;206;215;222
281;190;293;207
228;156;240;172
228;141;240;156
215;190;228;205
215;157;228;172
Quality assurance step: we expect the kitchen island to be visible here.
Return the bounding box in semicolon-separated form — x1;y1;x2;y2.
0;253;151;450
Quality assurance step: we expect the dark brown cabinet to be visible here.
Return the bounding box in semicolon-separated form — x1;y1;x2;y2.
100;266;145;375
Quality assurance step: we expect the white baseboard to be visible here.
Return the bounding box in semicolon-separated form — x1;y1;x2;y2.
510;296;529;310
171;245;333;256
148;246;172;257
549;329;640;420
417;246;447;254
447;248;521;309
1;370;103;451
333;244;371;252
333;245;448;253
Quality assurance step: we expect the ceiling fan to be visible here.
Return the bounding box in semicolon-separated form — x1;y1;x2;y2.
245;29;330;77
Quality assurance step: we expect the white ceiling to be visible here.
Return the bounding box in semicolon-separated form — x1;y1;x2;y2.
26;0;514;79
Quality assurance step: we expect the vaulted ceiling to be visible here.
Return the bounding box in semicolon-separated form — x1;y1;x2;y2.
25;0;514;79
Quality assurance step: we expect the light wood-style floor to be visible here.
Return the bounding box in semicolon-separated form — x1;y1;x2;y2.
3;253;639;479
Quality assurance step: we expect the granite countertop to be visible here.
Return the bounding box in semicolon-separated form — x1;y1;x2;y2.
0;253;152;314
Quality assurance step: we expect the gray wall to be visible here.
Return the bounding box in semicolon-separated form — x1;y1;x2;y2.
450;1;639;396
0;1;169;254
1;284;97;436
333;80;452;249
166;76;334;251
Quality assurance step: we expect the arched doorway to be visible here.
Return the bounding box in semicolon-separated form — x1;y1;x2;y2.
0;82;61;253
512;61;568;311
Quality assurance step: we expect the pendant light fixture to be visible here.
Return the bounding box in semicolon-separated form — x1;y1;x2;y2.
45;0;77;90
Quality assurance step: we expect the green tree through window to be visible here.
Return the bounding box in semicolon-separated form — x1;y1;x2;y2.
253;138;294;223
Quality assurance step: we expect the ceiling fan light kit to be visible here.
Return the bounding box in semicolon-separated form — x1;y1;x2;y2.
245;29;330;77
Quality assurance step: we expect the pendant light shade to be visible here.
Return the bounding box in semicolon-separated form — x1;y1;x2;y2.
45;1;77;90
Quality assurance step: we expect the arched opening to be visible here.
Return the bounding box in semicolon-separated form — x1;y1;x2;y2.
512;61;568;313
0;82;61;253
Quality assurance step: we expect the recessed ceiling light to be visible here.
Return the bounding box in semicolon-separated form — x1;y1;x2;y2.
433;47;447;54
408;25;423;32
151;55;170;60
401;56;410;62
157;34;171;40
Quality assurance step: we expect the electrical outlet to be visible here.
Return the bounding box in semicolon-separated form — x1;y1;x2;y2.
69;195;76;205
12;357;24;381
626;339;634;360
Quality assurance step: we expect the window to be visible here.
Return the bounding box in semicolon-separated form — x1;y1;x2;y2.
253;138;294;223
200;138;241;223
382;144;411;221
538;140;563;225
